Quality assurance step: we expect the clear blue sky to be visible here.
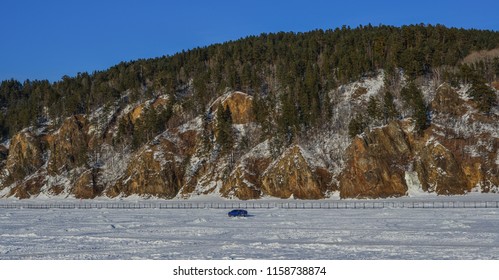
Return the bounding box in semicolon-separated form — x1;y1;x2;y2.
1;0;498;82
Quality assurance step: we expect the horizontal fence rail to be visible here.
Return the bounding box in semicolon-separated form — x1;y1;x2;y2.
1;201;499;210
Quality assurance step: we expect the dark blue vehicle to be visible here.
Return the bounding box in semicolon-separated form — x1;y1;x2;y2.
228;209;248;217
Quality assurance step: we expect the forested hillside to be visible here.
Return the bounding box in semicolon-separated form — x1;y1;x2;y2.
0;24;498;199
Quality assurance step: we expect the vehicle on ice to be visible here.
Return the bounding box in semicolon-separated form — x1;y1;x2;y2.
228;209;248;217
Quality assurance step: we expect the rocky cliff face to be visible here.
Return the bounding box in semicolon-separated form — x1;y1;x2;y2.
220;143;334;200
4;131;44;183
339;121;411;198
0;78;497;200
339;83;498;198
46;115;89;175
220;141;272;200
221;91;254;124
0;116;96;198
72;169;103;199
261;145;334;199
108;136;187;198
415;140;470;194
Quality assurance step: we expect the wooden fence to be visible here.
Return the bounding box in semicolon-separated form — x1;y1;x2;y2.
0;201;498;210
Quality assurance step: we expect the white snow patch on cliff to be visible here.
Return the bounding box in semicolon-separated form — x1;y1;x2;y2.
177;116;202;133
241;140;271;160
340;71;385;102
405;171;425;197
457;84;472;101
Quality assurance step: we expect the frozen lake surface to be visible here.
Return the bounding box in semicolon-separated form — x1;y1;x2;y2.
1;196;499;259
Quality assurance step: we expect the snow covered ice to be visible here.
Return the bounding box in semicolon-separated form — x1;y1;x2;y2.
2;197;499;259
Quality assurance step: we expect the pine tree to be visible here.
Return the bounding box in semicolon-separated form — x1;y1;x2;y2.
132;118;145;149
215;103;234;153
156;104;173;132
382;91;398;123
252;92;265;125
413;96;428;134
348;113;367;138
201;108;213;154
367;96;382;124
278;93;298;145
469;75;497;114
401;81;428;134
253;92;275;140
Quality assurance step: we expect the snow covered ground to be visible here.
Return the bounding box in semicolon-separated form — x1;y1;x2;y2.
2;196;499;260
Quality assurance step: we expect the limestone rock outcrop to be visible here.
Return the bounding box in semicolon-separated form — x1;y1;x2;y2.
106;122;201;198
73;169;105;199
261;145;333;199
8;174;45;199
5;131;44;183
46;115;89;174
339;121;411;198
0;81;496;200
221;91;254;124
415;141;469;194
221;142;272;199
